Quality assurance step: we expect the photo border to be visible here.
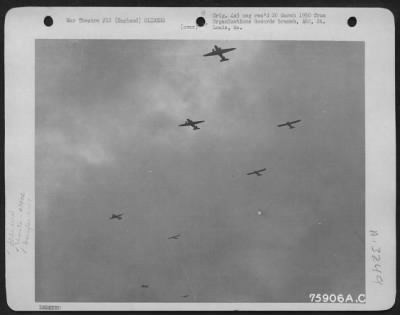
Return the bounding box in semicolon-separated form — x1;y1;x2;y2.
3;5;396;312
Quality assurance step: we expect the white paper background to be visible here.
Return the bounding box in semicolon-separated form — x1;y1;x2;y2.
4;7;395;311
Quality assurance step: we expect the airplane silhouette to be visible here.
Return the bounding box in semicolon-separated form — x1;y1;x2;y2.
168;234;181;240
178;118;205;130
277;120;301;129
247;168;267;176
181;295;190;298
141;284;149;288
109;213;123;220
203;45;236;62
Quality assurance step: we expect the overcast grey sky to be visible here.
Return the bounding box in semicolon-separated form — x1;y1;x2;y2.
36;40;365;302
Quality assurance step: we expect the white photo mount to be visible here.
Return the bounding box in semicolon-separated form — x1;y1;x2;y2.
4;7;395;311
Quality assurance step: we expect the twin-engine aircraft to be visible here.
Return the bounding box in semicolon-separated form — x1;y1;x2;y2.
178;118;205;130
109;213;123;220
277;120;301;129
168;234;181;240
203;45;236;62
247;168;267;176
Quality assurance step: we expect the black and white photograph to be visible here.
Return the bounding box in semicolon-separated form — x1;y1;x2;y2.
4;7;395;311
35;39;365;303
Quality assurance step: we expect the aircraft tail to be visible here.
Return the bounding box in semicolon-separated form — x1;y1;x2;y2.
220;58;229;62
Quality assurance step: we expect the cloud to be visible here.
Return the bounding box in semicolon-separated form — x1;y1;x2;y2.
35;40;365;302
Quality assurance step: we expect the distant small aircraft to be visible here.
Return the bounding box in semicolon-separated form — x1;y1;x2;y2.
181;295;190;298
277;120;301;129
141;284;149;288
178;118;205;130
109;213;123;220
168;234;181;240
203;45;236;62
247;168;267;176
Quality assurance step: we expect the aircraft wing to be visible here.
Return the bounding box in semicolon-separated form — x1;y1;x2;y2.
277;123;287;127
247;171;255;175
203;51;219;57
192;120;205;124
219;48;236;54
290;120;301;124
169;234;180;239
178;122;189;127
